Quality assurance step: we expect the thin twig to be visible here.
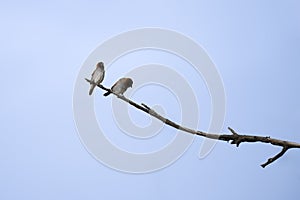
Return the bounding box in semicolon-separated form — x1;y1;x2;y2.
85;78;300;168
261;146;289;168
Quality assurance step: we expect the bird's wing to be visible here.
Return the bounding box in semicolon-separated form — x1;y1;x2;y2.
99;70;105;83
91;68;97;77
91;69;103;83
110;80;119;90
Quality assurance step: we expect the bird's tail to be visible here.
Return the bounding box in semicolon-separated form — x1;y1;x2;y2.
103;91;111;96
89;84;96;95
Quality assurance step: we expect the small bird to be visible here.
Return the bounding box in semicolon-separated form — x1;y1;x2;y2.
103;78;133;96
89;62;105;95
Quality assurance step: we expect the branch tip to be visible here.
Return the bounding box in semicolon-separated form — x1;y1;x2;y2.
228;127;238;135
260;146;289;168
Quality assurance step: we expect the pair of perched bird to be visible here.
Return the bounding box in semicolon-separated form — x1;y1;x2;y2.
88;62;133;96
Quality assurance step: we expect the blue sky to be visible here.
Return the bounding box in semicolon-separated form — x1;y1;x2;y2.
1;0;300;199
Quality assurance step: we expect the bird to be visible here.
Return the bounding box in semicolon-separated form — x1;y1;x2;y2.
89;62;105;95
103;78;133;96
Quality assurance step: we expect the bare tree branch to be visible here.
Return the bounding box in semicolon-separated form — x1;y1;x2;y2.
260;146;289;168
85;78;300;168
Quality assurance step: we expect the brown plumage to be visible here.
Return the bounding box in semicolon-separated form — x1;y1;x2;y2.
89;62;105;95
103;78;133;96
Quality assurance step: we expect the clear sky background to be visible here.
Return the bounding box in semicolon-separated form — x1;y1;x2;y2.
1;0;300;199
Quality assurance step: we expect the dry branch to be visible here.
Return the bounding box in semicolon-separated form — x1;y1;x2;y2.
85;78;300;168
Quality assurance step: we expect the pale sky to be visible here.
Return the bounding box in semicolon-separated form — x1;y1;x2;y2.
1;0;300;199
